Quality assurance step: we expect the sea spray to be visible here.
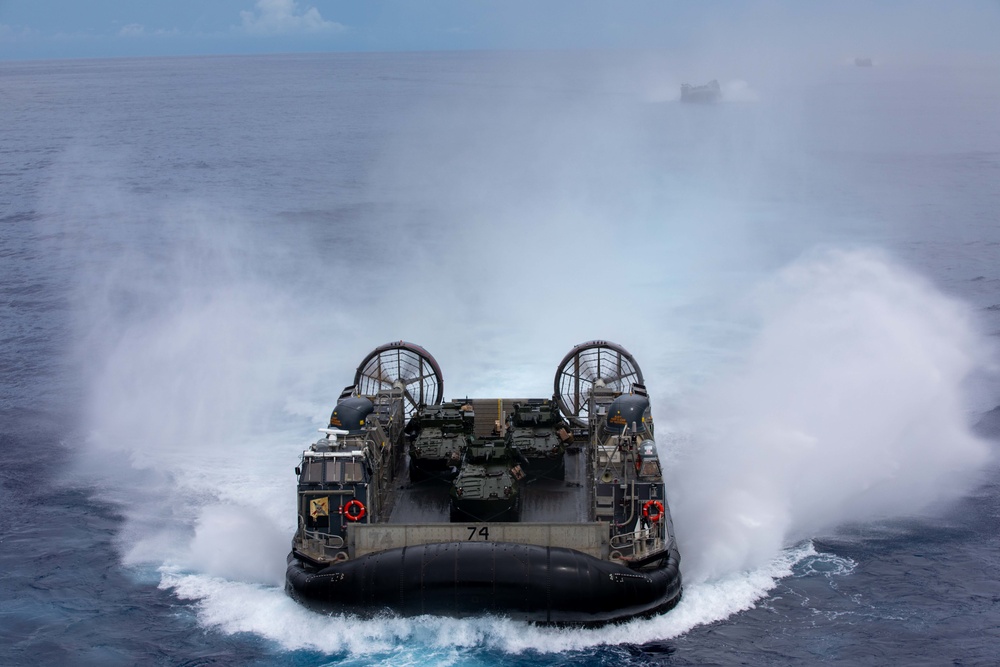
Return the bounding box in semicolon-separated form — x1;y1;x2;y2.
71;229;995;653
667;247;993;582
159;542;825;656
63;185;994;651
62;201;356;584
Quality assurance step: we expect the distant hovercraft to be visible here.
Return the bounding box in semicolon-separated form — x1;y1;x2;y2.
680;80;722;103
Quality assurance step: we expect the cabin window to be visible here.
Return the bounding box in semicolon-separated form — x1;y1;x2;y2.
322;460;365;483
341;461;364;482
302;461;324;483
323;462;342;482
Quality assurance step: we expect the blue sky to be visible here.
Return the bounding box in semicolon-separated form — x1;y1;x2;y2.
1;1;998;61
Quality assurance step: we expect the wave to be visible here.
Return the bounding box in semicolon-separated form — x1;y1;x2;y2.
159;541;826;657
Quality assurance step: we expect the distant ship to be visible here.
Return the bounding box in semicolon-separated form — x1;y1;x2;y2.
285;340;682;624
854;57;874;67
680;80;722;103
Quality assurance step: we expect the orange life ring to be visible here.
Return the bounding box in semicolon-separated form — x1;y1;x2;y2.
343;499;366;521
642;499;664;523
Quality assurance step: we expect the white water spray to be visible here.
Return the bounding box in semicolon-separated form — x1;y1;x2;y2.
60;197;357;587
66;206;994;656
667;247;993;583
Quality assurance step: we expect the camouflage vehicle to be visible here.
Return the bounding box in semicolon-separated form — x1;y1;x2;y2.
505;398;573;480
404;401;475;481
449;438;525;522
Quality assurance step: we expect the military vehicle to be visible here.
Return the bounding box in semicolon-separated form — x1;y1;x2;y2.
680;79;722;103
405;401;475;481
286;340;682;624
506;398;571;480
449;437;525;522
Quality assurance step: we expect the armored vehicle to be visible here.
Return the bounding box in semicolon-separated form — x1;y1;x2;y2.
405;401;475;481
286;340;681;625
506;398;572;480
449;438;525;522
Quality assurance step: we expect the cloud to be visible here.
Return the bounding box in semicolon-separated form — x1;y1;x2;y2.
118;23;145;37
116;23;180;38
0;23;38;41
239;0;345;36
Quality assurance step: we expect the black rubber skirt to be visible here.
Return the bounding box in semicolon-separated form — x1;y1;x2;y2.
286;541;681;624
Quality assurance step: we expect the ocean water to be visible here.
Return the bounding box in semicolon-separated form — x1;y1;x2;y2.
2;51;1000;665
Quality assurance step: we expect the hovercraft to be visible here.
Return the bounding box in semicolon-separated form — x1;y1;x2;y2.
286;340;682;624
680;80;722;103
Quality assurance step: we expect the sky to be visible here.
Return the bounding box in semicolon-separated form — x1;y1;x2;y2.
1;0;999;61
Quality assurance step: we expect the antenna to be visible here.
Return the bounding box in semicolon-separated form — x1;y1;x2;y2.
319;427;350;443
